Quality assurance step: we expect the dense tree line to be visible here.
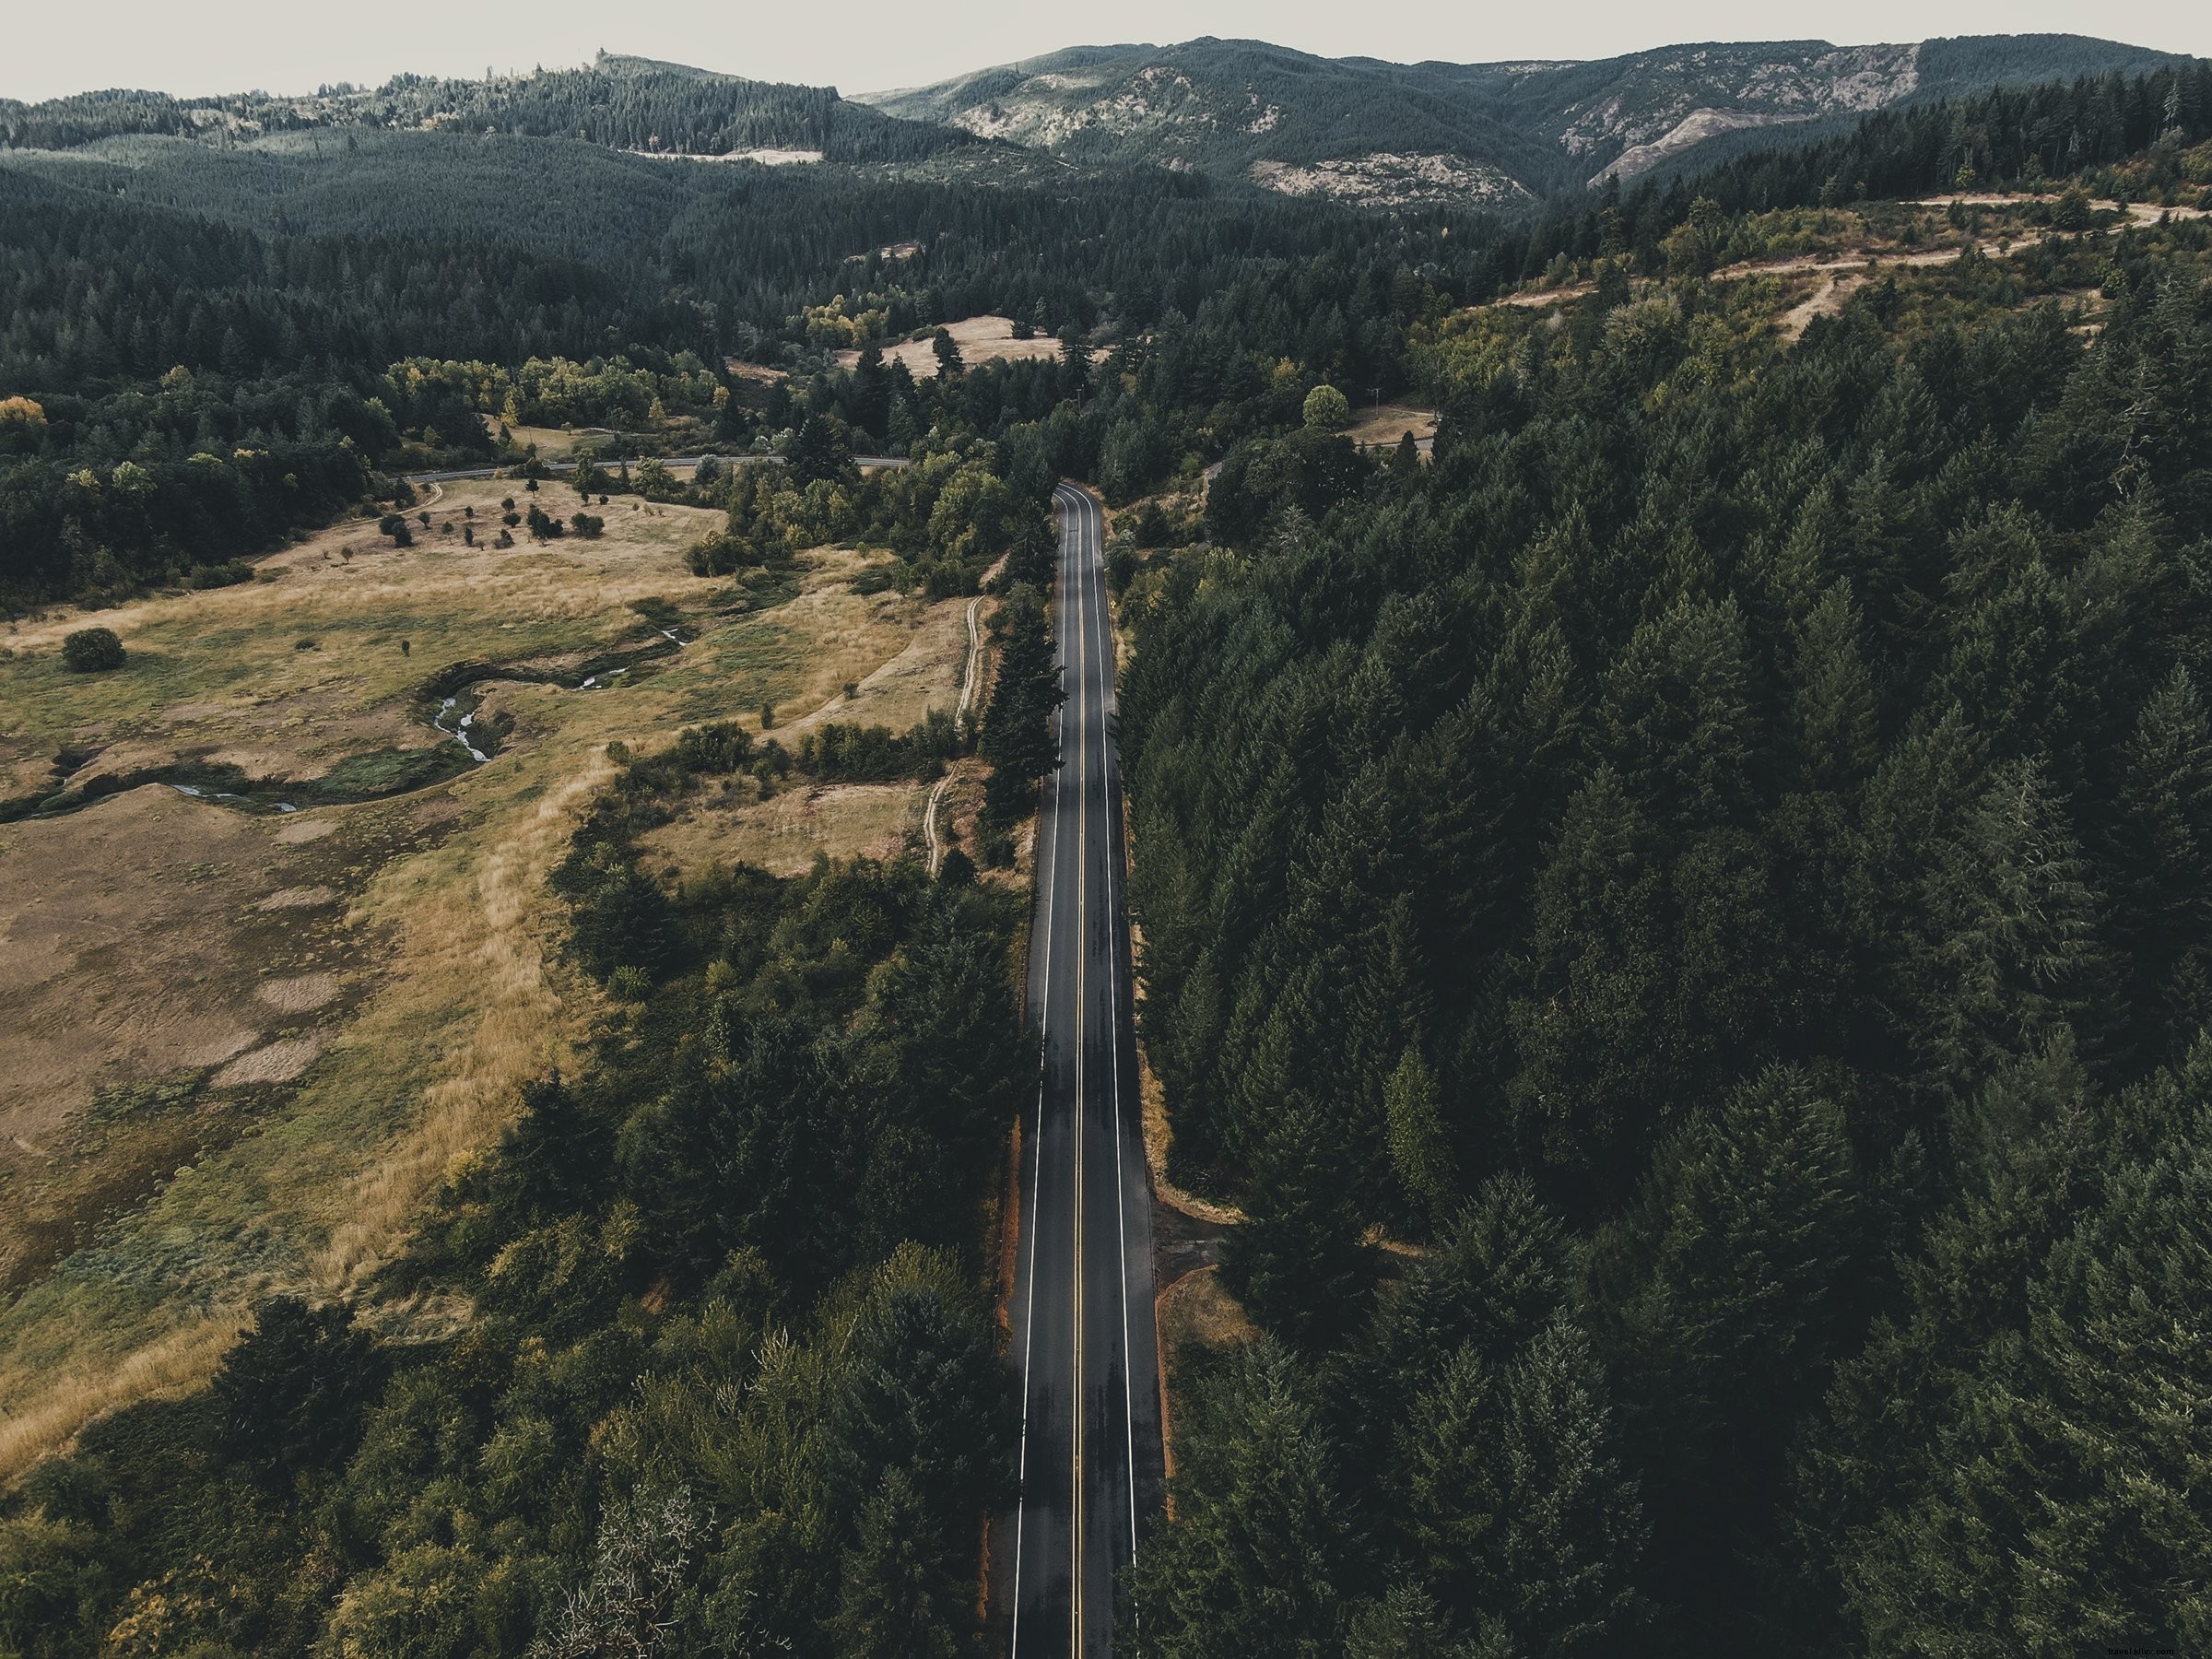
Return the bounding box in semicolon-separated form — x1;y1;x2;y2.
0;53;972;165
0;731;1027;1656
1118;163;2212;1653
684;431;1052;598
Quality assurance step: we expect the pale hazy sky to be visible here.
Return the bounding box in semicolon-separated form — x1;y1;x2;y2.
6;0;2206;103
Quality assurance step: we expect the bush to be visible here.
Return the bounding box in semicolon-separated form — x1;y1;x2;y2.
187;559;255;590
571;512;605;538
214;1296;383;1482
61;627;124;673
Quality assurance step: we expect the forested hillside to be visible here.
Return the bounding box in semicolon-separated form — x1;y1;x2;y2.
0;53;966;164
0;132;1455;606
1116;116;2212;1659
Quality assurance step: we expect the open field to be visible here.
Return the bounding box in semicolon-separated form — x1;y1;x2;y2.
637;583;979;877
1345;402;1438;450
0;483;974;1479
834;314;1065;380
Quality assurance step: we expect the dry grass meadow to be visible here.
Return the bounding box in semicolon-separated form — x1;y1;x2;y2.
0;479;974;1480
1343;403;1439;450
834;315;1065;381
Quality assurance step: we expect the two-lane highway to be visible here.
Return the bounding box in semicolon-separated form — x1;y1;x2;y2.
1002;483;1165;1654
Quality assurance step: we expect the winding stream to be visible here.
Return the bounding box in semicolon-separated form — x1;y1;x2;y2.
431;624;695;766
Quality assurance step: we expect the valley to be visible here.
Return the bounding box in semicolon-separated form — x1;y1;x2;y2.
0;471;979;1481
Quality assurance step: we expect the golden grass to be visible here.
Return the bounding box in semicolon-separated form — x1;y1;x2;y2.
0;1313;245;1483
0;496;971;1483
642;781;918;878
1343;403;1439;448
833;315;1064;382
1156;1265;1259;1357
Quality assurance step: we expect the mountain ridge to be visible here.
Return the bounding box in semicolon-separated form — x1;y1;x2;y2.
860;32;2192;201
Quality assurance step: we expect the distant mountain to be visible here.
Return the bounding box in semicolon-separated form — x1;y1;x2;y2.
0;53;972;166
860;33;2191;202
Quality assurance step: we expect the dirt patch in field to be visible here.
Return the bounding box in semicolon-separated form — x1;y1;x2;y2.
213;1036;325;1088
1780;270;1869;341
0;785;424;1300
259;885;341;911
1157;1265;1258;1357
835;315;1064;382
257;973;341;1014
0;787;296;1141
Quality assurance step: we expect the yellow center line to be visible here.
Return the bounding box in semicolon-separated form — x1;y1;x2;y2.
1069;484;1091;1658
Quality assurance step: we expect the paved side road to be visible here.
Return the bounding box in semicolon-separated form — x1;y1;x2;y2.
1000;483;1165;1655
404;452;909;483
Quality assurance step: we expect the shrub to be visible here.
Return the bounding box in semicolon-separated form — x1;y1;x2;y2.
214;1297;383;1482
187;559;255;590
61;627;125;673
571;512;604;538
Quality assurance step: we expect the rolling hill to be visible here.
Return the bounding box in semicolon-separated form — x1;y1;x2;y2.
860;33;2191;203
0;52;972;166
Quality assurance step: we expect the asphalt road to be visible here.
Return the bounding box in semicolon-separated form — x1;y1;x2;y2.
1001;483;1165;1655
405;451;908;483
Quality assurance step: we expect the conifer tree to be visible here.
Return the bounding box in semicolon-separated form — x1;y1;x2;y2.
1396;1323;1645;1655
1124;1342;1354;1659
1219;1097;1371;1356
979;583;1063;825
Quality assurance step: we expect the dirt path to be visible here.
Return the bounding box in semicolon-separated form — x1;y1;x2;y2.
1778;269;1870;340
1488;189;2206;320
1917;191;2208;226
955;596;984;721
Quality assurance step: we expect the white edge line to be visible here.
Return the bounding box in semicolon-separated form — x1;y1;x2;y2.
1070;492;1088;1659
1009;484;1075;1657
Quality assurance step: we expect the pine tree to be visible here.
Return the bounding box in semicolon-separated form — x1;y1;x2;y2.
979;582;1063;825
1396;1323;1645;1655
1219;1097;1372;1356
1347;1173;1568;1457
2107;667;2212;1059
1344;1583;1506;1659
1508;765;1674;1192
1583;1068;1864;1652
1785;579;1880;792
828;1468;963;1659
1124;1343;1354;1659
1905;757;2109;1094
1383;1048;1453;1230
1595;594;1757;841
